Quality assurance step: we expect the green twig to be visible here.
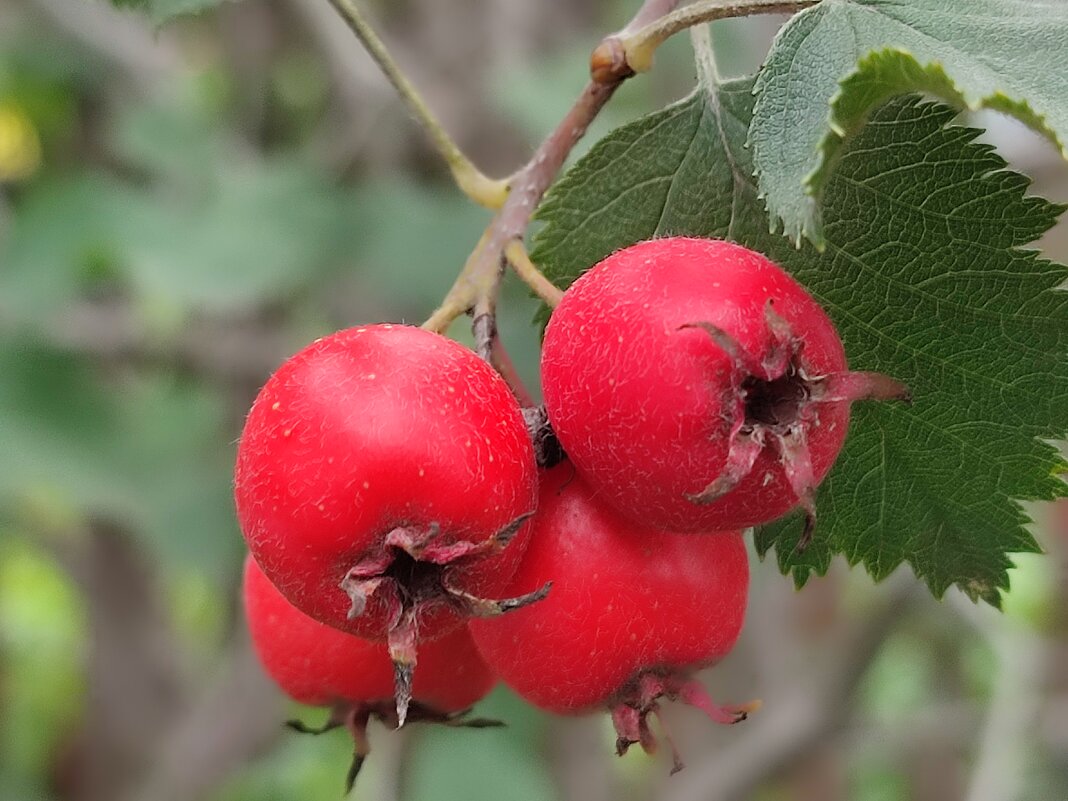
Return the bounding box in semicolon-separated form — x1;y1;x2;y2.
324;0;508;209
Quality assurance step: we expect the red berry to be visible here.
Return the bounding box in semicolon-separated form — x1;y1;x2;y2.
244;554;495;711
235;324;542;722
468;465;755;772
541;237;907;543
243;554;498;789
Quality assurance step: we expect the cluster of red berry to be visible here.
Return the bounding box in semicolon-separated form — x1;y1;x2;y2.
234;237;907;784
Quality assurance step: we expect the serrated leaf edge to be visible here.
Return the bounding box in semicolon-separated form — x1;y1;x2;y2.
805;47;1068;223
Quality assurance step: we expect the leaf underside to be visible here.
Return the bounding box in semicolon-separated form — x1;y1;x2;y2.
750;0;1068;246
531;77;1068;606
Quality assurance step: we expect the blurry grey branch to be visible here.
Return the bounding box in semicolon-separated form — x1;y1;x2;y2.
660;573;918;801
125;630;285;801
950;594;1051;801
551;716;620;801
45;520;284;801
41;300;289;384
47;521;187;801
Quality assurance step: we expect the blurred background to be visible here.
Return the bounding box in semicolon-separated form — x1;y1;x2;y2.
0;0;1066;799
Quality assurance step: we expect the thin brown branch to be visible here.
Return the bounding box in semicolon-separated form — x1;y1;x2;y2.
323;0;508;209
621;0;818;73
423;0;812;338
422;78;619;333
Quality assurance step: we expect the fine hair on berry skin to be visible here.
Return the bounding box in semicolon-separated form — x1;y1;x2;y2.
234;324;547;725
540;237;909;546
468;464;757;773
243;554;502;791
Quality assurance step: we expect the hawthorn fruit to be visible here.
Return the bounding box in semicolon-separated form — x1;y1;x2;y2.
541;237;908;545
234;324;542;723
468;464;755;772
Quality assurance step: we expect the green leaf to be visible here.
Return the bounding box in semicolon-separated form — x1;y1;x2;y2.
750;0;1068;246
532;77;1068;605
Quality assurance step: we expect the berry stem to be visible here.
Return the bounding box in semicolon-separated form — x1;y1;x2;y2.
504;239;565;308
522;405;566;469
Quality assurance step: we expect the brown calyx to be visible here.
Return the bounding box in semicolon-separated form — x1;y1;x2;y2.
682;302;910;551
339;517;548;728
609;670;760;775
288;701;503;793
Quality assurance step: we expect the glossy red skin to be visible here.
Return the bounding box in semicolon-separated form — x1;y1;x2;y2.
541;237;849;532
244;554;495;711
235;324;537;639
468;465;748;714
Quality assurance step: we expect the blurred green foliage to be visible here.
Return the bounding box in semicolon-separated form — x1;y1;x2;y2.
1;3;1065;801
